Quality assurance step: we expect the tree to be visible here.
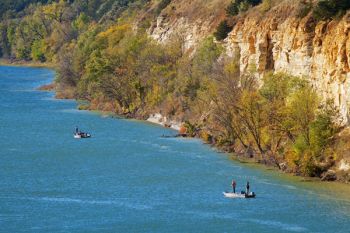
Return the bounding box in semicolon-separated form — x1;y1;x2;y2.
239;89;267;155
226;0;262;16
310;100;340;156
209;59;250;149
214;20;232;41
57;42;80;89
313;0;350;21
226;1;239;16
31;39;46;61
0;23;11;57
286;85;318;148
260;73;296;165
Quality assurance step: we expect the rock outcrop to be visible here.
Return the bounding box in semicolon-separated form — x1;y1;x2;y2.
225;3;350;123
339;159;350;171
150;1;350;123
147;113;182;130
147;0;350;180
148;0;230;50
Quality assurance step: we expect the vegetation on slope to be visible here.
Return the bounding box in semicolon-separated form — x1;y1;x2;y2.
0;0;142;60
226;0;262;16
57;22;341;178
313;0;350;20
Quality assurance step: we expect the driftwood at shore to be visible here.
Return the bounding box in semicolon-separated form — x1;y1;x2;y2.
161;133;187;138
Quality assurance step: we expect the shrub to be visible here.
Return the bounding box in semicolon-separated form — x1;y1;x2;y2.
260;0;272;12
156;0;171;15
226;0;262;16
214;20;232;41
309;100;340;155
200;130;213;143
184;121;198;137
226;1;239;16
31;40;46;62
313;0;350;21
296;1;313;18
300;150;318;176
284;149;299;172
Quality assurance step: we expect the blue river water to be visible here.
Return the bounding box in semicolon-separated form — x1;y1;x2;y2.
0;66;350;233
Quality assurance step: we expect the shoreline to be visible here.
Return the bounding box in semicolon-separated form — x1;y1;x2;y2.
3;61;348;185
0;58;55;69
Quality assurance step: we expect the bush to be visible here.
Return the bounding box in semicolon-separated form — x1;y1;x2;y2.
31;40;46;62
226;0;262;16
300;151;318;176
200;130;213;143
313;0;350;21
260;0;272;12
226;1;239;16
156;0;172;15
184;121;198;137
214;20;232;41
296;1;313;18
309;100;340;155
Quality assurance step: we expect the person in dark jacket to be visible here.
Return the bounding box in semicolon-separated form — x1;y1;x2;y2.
231;180;236;193
246;181;250;194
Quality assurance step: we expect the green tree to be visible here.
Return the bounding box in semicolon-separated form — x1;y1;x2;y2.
31;39;46;61
226;0;262;16
214;20;232;41
313;0;350;21
310;100;340;155
286;85;318;147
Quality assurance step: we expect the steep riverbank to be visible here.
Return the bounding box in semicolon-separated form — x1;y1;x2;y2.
3;56;349;184
56;85;350;184
30;65;350;184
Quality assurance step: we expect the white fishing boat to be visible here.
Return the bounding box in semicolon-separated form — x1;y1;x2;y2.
74;132;91;139
223;191;256;198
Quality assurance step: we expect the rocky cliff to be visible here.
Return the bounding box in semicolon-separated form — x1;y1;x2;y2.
226;2;350;123
147;0;350;180
150;1;350;123
148;0;230;50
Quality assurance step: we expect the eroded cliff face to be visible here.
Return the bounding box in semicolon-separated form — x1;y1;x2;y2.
147;1;350;179
226;3;350;123
148;0;230;50
150;1;350;123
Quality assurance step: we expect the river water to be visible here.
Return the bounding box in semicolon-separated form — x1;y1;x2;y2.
0;66;349;232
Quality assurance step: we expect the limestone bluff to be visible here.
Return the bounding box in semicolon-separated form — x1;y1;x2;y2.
149;1;350;123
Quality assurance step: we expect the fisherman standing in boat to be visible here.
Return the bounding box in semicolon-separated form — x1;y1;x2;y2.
231;179;236;193
246;181;250;194
75;126;79;134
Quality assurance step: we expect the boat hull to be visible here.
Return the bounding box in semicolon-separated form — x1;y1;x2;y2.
223;192;256;199
223;192;245;198
74;133;91;139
